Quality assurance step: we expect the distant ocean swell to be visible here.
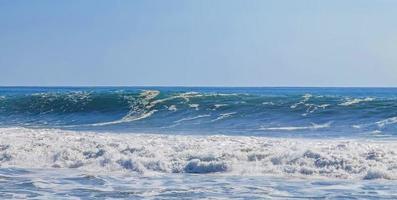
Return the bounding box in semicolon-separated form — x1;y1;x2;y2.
0;89;397;136
1;127;396;180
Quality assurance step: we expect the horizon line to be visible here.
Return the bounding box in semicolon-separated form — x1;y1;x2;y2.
1;85;397;89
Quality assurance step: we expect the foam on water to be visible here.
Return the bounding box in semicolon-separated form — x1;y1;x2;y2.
212;112;236;122
174;114;211;123
2;168;396;199
1;127;396;180
339;97;375;106
376;116;397;128
259;122;332;131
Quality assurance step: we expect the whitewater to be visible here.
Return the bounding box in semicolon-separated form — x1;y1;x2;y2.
1;127;397;180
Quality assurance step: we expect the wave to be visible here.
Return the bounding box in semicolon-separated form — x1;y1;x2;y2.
339;97;375;106
1;127;396;180
1;89;397;136
290;94;312;109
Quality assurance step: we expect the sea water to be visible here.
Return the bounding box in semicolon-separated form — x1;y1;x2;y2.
0;87;396;199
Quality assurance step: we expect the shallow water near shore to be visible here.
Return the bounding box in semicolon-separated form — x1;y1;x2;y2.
1;168;397;199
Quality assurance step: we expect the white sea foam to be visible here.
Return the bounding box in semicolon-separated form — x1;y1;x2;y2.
140;90;160;99
188;104;199;110
174;114;210;123
302;103;330;116
89;110;158;127
259;122;332;131
290;94;312;109
339;97;374;106
376;116;397;128
167;105;177;111
290;94;329;116
214;104;227;109
117;90;160;122
352;125;361;129
211;112;237;122
370;130;383;135
262;102;275;105
1;127;396;180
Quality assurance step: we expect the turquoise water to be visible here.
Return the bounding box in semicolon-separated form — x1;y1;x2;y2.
0;87;397;199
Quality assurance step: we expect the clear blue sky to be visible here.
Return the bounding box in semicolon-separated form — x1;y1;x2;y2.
1;0;396;87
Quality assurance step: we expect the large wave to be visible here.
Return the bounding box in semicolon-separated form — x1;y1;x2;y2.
1;127;396;180
0;89;397;136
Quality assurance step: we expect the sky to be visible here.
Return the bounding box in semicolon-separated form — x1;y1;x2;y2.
1;0;397;87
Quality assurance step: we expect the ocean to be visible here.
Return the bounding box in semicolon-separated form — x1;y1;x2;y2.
0;87;397;199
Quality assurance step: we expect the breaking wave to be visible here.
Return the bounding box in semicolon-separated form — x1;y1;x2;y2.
0;88;397;137
1;127;397;180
